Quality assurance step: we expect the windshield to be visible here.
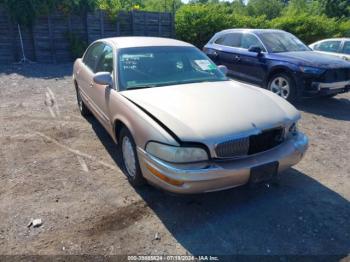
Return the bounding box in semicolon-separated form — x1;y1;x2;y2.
118;46;227;90
259;32;310;53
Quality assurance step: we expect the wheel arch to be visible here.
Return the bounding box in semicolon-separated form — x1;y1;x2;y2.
113;117;135;145
264;66;296;88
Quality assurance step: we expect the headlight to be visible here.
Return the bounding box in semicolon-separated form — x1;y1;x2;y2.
299;66;325;75
146;142;208;163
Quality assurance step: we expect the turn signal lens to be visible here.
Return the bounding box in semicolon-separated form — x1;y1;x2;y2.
146;164;184;186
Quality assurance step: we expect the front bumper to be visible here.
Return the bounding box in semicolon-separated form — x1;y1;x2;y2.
310;80;350;96
296;72;350;97
137;132;308;194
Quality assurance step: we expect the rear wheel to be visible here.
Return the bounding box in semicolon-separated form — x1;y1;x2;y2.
119;128;145;186
76;87;91;117
267;73;297;102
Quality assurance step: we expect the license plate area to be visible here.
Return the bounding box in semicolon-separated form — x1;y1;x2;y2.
250;162;279;184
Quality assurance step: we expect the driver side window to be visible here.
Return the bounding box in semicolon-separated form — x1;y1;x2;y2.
95;45;113;73
83;43;105;72
241;34;265;51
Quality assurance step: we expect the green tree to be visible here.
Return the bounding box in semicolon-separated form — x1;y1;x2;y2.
283;0;324;16
247;0;285;20
142;0;183;13
319;0;350;18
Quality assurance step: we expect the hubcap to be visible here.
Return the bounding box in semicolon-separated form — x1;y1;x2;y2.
269;76;290;99
122;136;137;178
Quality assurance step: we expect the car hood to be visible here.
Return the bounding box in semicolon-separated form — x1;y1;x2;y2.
271;51;350;68
121;80;300;145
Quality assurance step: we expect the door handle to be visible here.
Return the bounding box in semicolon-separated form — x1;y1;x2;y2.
234;55;241;62
233;55;241;62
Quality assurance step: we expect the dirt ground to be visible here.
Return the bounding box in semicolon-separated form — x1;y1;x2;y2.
0;63;349;259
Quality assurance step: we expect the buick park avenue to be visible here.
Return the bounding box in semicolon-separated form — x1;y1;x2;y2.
73;37;308;194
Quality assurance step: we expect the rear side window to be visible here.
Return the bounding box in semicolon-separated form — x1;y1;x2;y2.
215;33;242;48
83;43;105;72
315;40;341;53
241;33;265;51
95;45;113;73
342;41;350;55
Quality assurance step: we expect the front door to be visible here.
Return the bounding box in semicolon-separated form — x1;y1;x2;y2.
234;33;267;85
91;44;114;128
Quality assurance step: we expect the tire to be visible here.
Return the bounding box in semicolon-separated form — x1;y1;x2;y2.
267;73;297;102
76;87;91;117
119;128;145;186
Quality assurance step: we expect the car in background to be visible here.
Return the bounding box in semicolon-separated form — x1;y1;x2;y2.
72;37;308;194
203;29;350;101
309;38;350;61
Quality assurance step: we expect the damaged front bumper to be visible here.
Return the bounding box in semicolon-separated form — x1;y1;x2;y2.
310;80;350;96
137;132;308;194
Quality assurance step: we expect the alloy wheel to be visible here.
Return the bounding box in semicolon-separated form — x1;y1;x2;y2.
269;76;290;99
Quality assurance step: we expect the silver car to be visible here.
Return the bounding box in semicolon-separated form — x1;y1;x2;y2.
73;37;308;194
309;38;350;61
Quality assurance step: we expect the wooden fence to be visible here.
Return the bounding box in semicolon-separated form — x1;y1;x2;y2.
0;7;175;64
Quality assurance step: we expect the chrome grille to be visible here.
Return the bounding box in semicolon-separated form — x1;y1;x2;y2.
215;137;249;158
215;128;284;158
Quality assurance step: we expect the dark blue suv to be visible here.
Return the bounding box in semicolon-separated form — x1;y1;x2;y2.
204;29;350;102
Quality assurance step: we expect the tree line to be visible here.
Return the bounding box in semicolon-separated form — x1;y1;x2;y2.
1;0;349;47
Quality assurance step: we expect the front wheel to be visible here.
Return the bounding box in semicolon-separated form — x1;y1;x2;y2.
119;128;145;187
267;73;297;102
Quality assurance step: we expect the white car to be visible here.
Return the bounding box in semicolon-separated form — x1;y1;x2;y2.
309;38;350;61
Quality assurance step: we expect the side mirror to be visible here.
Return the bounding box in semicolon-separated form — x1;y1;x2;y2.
217;65;228;75
248;46;262;55
93;72;113;87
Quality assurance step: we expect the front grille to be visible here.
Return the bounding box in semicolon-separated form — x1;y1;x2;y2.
321;68;350;82
248;128;284;155
215;128;284;158
215;137;249;158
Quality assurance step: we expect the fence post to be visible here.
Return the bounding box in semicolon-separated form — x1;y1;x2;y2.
170;12;175;38
47;14;56;63
143;12;147;36
7;13;18;62
83;11;89;44
99;10;104;38
158;13;162;37
116;20;120;36
131;11;135;36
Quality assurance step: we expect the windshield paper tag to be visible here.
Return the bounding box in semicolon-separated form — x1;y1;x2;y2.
195;60;216;70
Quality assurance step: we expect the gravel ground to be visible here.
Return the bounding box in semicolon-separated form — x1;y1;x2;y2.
0;64;349;259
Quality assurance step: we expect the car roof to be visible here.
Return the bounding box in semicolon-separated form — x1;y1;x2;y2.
217;28;286;34
97;37;193;48
311;38;350;44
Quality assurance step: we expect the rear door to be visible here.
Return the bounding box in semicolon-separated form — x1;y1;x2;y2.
211;33;243;79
